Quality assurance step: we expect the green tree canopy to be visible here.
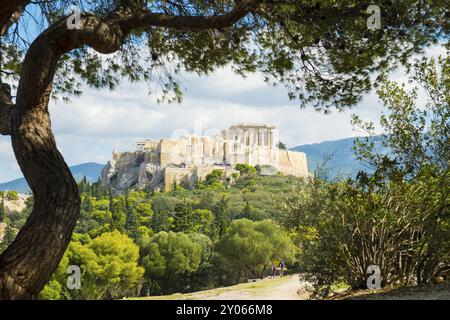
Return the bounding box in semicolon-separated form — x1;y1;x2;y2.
0;198;5;223
39;231;144;300
1;1;448;109
215;219;296;278
139;231;206;293
235;164;257;175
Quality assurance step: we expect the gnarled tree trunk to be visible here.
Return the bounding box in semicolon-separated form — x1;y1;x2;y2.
0;87;80;299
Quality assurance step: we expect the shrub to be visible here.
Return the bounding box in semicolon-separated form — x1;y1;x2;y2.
215;219;296;280
234;164;257;175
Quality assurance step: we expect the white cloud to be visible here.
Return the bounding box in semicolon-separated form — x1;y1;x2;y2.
0;139;18;181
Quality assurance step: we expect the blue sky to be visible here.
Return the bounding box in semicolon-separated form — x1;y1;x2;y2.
0;45;445;183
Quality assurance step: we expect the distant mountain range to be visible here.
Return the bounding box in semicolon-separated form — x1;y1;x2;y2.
0;137;381;192
291;136;382;179
0;162;105;193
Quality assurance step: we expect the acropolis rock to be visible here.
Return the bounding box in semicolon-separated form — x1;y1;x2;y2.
101;124;308;192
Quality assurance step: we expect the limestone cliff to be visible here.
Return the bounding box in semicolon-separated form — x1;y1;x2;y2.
102;150;164;192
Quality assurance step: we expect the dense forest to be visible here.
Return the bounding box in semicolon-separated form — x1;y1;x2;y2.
1;166;302;299
0;56;448;299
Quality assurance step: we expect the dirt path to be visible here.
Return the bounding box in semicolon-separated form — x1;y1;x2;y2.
134;274;310;300
130;276;450;300
257;275;310;300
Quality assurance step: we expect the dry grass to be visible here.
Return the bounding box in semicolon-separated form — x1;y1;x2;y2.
333;283;450;300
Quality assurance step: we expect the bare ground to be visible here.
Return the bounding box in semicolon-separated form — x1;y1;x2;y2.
334;283;450;300
129;275;450;300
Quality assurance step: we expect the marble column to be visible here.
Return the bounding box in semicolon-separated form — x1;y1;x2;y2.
269;129;274;148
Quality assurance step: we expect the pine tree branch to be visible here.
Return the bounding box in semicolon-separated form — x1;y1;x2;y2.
15;0;258;112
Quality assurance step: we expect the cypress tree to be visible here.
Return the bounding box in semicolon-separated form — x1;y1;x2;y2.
0;198;5;223
213;196;229;238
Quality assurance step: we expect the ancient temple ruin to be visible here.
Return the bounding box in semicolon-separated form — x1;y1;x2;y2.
102;123;308;192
